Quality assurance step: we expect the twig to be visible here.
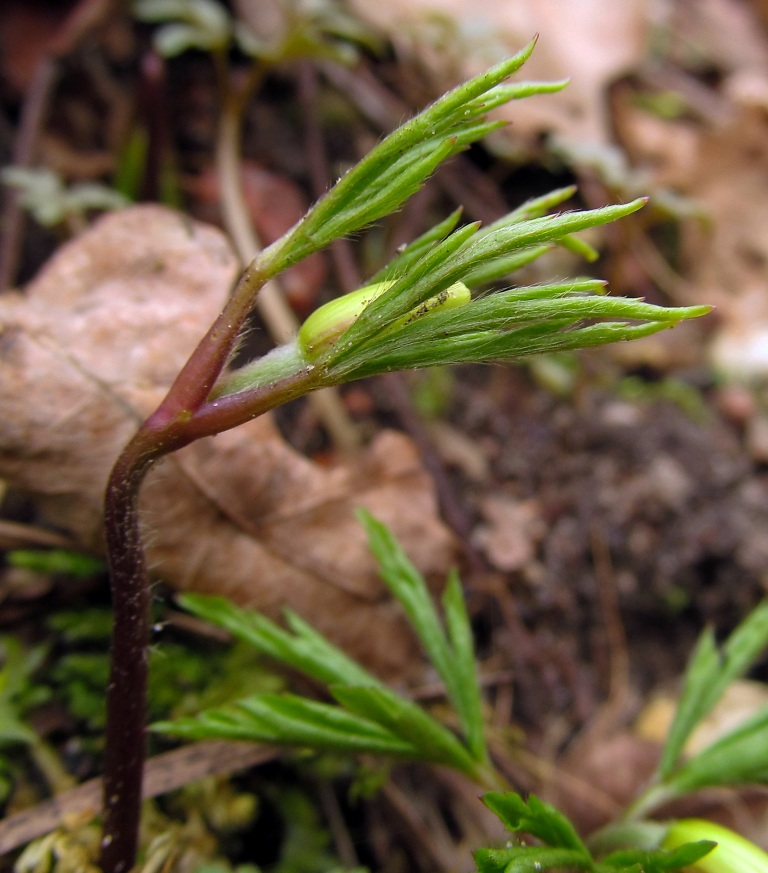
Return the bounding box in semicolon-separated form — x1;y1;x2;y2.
0;742;276;856
380;372;477;551
380;780;459;872
316;782;359;870
0;520;80;551
0;57;56;292
589;524;631;731
0;0;115;292
100;364;317;873
215;60;361;453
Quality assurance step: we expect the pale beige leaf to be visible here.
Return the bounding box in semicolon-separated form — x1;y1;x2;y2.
679;107;768;379
472;495;543;573
348;0;649;144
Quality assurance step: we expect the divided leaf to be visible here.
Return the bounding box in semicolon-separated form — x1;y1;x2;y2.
482;792;588;852
164;516;491;782
178;594;380;690
329;685;479;776
154;692;420;757
260;39;551;274
598;842;716;873
479;792;715;873
475;846;590;873
658;601;768;779
358;510;487;761
664;704;768;794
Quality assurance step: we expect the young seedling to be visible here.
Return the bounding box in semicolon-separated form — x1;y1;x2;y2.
154;510;498;789
583;600;768;873
158;523;768;872
99;41;709;873
1;167;128;233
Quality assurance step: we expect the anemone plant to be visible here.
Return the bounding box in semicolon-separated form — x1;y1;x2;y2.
99;39;708;873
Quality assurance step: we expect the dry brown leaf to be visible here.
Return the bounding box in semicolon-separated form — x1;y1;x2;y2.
599;0;768;378
348;0;650;145
0;205;455;675
679;106;768;378
552;730;660;834
664;0;768;83
471;494;543;573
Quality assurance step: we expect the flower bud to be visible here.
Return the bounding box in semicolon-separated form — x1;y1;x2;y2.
663;818;768;872
298;280;470;359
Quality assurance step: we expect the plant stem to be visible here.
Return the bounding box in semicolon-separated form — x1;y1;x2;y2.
150;255;274;420
100;432;161;873
587;820;668;855
619;781;677;824
99;357;320;872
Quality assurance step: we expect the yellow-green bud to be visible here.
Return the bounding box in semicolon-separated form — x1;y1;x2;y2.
663;818;768;872
298;280;470;359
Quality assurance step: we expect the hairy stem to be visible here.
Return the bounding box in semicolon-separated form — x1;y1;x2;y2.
150;255;273;421
99;358;321;872
100;433;161;873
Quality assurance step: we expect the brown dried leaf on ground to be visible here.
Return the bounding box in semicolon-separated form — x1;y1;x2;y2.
348;0;649;145
472;494;543;573
0;205;454;675
600;0;768;380
681;103;768;379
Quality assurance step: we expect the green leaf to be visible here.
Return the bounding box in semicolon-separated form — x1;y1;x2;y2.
301;199;709;383
598;842;715;873
259;39;556;273
328;293;707;380
367;209;464;286
329;685;479;776
2;167;128;226
333;199;648;358
0;713;36;747
7;549;105;578
482;792;589;853
358;511;487;762
499;186;576;222
475;846;592;872
178;594;380;689
658;601;768;779
476;795;714;873
460;244;554;288
175;521;494;781
0;637;49;747
358;510;455;676
664;704;768;793
134;0;232;55
154;692;420;757
663;819;768;873
442;570;486;760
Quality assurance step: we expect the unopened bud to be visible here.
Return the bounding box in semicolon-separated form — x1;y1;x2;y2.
298;280;470;359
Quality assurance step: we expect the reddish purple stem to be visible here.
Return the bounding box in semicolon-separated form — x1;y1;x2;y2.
99;257;313;873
